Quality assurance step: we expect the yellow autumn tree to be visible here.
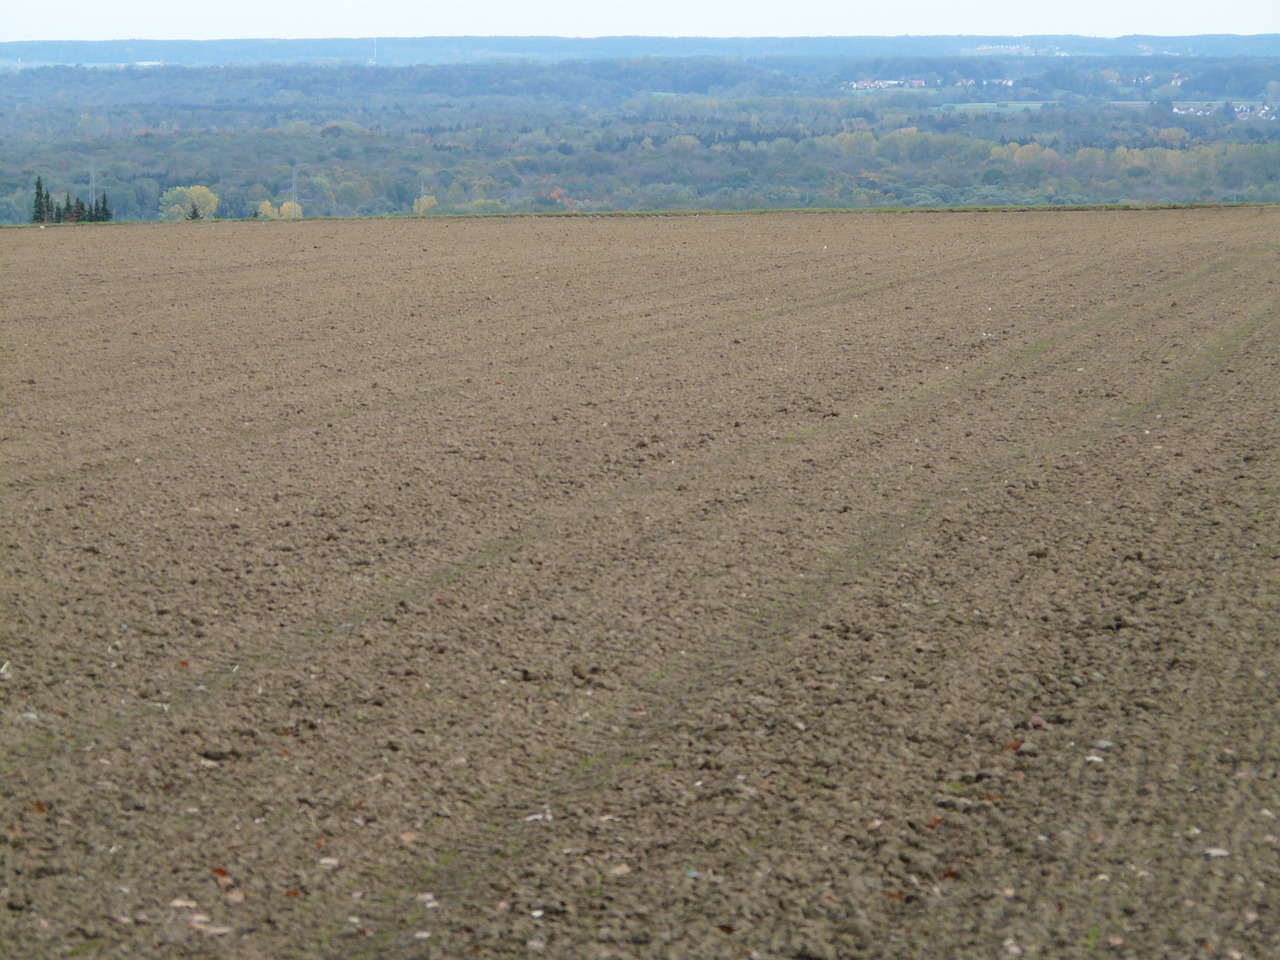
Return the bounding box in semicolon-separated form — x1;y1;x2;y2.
412;194;439;215
280;201;302;219
257;200;280;220
159;185;218;220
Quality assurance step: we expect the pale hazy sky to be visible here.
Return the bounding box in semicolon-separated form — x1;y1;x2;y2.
3;0;1276;42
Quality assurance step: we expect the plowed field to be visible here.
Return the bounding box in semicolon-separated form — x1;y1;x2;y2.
3;209;1279;959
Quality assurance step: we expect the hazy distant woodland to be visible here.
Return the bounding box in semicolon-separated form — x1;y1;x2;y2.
3;35;1279;220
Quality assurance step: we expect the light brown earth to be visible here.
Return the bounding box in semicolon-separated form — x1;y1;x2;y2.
2;209;1279;959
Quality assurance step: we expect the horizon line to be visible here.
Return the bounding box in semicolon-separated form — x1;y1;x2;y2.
5;32;1279;43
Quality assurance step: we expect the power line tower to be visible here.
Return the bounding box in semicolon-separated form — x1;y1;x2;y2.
286;164;316;217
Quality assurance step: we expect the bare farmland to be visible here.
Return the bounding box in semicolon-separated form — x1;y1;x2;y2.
3;209;1278;958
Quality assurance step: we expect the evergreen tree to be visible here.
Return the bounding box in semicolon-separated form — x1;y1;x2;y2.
32;176;45;223
100;193;111;221
72;198;86;222
187;200;202;220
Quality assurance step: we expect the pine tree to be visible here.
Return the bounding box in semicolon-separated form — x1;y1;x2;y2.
30;180;115;225
187;200;202;220
32;176;45;223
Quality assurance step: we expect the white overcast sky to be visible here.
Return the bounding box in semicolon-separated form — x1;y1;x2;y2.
3;1;1277;42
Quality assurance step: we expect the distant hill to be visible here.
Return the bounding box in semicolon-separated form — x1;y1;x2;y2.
4;34;1280;69
4;37;1279;222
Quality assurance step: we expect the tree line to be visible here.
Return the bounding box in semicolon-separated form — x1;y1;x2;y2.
5;56;1280;223
31;174;111;223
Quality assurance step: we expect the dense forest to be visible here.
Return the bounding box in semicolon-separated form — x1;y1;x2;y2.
3;42;1279;221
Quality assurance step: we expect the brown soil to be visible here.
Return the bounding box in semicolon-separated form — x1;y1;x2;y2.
3;209;1279;959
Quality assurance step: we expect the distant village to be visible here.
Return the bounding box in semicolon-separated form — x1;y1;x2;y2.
843;77;1015;91
1173;102;1274;118
843;74;1274;119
